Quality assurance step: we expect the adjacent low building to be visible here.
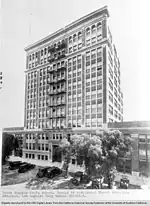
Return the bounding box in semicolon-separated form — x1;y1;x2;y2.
108;121;150;177
3;121;150;177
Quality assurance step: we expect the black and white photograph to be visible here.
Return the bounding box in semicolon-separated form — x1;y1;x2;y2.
1;0;150;203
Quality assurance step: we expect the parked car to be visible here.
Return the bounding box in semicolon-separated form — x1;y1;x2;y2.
119;176;129;189
36;167;51;178
18;163;35;173
9;161;25;170
36;166;62;179
71;171;91;186
46;167;62;178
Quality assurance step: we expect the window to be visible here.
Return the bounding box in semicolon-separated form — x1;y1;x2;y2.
139;149;146;159
109;65;113;79
139;135;146;143
114;98;117;108
78;43;82;50
92;37;96;44
109;118;113;122
86;39;90;46
109;78;113;91
73;45;77;52
86;27;90;37
45;144;49;151
97;22;102;33
78;31;82;41
109;91;113;103
91;49;96;59
69;47;72;53
91;25;96;35
109;105;113;115
69;36;72;44
73;34;77;43
114;110;117;118
147;150;150;159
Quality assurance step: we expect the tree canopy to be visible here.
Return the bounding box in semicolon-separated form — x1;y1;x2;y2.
2;133;19;165
59;130;132;181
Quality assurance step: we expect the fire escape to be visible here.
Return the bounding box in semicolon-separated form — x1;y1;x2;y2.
47;39;67;129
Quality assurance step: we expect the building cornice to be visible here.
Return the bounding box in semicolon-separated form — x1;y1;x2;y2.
24;6;109;52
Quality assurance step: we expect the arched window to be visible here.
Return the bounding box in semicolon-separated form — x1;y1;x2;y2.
58;41;61;48
69;36;72;44
97;22;102;33
62;39;65;44
41;50;43;56
91;25;96;35
73;34;77;42
86;27;90;36
44;48;47;55
78;31;82;41
54;43;57;48
32;53;35;60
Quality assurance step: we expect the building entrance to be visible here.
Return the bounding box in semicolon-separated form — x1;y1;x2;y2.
52;145;62;162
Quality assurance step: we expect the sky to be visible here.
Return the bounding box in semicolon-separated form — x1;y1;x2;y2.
0;0;150;128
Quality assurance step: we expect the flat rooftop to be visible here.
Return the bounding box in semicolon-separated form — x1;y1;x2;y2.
108;121;150;129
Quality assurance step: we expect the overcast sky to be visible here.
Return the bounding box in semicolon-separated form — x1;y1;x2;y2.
1;0;150;128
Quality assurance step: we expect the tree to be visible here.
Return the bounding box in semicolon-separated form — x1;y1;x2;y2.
2;133;19;165
92;129;132;188
59;134;103;177
59;130;132;188
59;138;72;177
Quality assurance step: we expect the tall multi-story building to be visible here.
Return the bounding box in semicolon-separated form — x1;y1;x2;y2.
3;7;150;177
22;6;123;162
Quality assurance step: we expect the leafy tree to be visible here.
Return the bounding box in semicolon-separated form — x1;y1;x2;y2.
59;138;72;176
96;129;132;188
59;130;132;188
2;133;19;165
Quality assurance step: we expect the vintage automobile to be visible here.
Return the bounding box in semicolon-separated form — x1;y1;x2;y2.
45;167;62;178
18;163;35;173
36;167;50;178
9;161;25;170
119;176;130;189
36;166;62;179
71;171;91;186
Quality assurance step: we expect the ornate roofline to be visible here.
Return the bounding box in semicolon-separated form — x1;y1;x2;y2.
24;6;109;52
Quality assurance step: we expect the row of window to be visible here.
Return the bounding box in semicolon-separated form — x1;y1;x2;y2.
26;133;49;140
25;153;49;160
139;135;150;143
26;102;37;109
48;119;66;129
109;105;123;119
28;40;66;61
